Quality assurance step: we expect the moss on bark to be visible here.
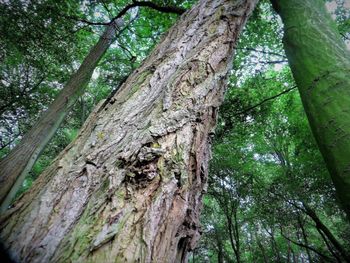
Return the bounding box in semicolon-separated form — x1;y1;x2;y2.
272;0;350;218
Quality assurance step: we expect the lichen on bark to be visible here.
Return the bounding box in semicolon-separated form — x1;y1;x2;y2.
0;0;257;262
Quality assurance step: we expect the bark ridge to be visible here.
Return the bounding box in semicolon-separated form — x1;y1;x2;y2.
0;0;257;262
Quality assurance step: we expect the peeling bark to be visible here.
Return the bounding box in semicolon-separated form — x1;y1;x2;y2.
0;0;257;262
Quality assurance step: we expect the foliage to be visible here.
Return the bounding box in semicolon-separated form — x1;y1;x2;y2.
0;0;190;192
192;1;350;262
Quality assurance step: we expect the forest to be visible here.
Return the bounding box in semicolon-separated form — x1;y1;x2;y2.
0;0;350;262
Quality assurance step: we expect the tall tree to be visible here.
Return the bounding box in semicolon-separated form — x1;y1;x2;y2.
0;1;185;212
0;0;84;158
271;0;350;218
0;0;257;262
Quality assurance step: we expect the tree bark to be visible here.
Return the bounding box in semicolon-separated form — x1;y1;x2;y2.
271;0;350;218
0;0;257;262
0;18;124;211
0;2;185;212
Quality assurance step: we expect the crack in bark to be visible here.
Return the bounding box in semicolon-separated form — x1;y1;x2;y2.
0;0;258;262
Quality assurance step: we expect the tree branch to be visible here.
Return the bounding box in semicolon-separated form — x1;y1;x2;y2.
279;228;332;261
129;1;186;16
258;60;288;64
235;47;287;58
234;85;297;117
67;1;186;26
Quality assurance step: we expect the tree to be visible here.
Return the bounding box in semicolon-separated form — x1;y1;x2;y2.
191;1;350;261
0;0;257;262
271;0;350;218
0;0;85;157
195;50;350;262
0;1;185;212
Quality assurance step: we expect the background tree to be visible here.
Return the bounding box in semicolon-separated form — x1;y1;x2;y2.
192;1;350;261
271;0;350;218
0;0;185;212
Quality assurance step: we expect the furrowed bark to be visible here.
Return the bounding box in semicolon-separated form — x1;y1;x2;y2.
271;0;350;218
0;2;185;212
0;0;257;262
0;18;124;211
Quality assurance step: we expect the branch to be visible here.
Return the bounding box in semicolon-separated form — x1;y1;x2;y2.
234;85;297;117
258;60;289;64
235;47;287;58
68;1;186;26
129;1;185;15
279;228;332;261
100;0;113;18
0;134;21;151
215;86;297;140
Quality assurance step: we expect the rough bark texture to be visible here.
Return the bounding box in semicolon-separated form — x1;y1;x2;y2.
0;0;257;262
0;18;124;212
271;0;350;218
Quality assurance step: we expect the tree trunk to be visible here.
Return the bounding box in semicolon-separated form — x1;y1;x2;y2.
215;231;224;263
297;214;313;262
302;203;350;262
255;231;268;263
265;226;281;262
0;18;124;212
0;0;257;262
271;0;350;219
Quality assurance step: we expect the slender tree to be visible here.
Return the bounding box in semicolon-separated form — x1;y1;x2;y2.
271;0;350;218
0;1;185;212
301;202;350;262
0;0;257;262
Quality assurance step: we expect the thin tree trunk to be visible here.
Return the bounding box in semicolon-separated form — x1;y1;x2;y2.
297;214;313;262
226;212;240;263
303;203;350;262
316;227;342;263
291;247;298;263
233;211;241;263
213;227;224;263
0;0;257;262
271;0;350;218
255;231;268;263
0;18;124;211
287;239;292;263
216;239;224;263
0;2;185;212
266;226;282;262
80;96;87;125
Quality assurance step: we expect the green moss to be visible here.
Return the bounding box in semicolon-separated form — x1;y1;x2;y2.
152;142;161;148
101;177;110;191
144;120;152;130
172;145;184;164
114;159;123;168
126;70;152;99
115;188;126;200
157;157;165;176
274;0;350;217
126;171;136;178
